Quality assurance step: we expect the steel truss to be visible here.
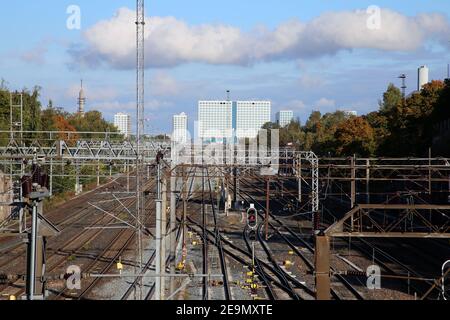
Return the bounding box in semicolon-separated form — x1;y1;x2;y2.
0;137;169;162
294;151;319;213
325;204;450;238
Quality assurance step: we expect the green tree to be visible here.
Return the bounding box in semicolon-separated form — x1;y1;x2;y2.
379;83;402;114
381;80;444;156
365;111;389;152
68;110;118;140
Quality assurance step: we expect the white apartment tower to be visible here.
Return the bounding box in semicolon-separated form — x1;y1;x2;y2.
198;100;271;142
276;110;294;127
172;112;188;143
236;101;271;139
198;101;233;142
114;113;131;138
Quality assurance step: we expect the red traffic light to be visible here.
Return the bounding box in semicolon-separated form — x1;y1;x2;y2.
247;205;258;230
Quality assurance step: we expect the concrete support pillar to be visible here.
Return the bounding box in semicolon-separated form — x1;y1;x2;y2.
75;162;80;195
126;161;130;193
265;178;270;241
160;172;167;300
97;162;100;187
27;200;47;300
350;156;356;209
182;167;188;265
155;163;162;300
366;159;370;204
315;234;331;300
169;166;177;296
49;159;53;197
297;156;302;202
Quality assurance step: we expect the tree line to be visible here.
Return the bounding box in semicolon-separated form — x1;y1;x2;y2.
0;81;120;195
0;81;118;146
264;79;450;157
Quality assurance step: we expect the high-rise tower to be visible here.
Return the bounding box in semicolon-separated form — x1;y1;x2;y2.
77;80;86;116
418;66;429;91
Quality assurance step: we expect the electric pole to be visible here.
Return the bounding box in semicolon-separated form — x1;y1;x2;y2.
135;0;145;300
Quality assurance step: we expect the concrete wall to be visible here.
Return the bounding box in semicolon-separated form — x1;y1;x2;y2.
0;171;12;223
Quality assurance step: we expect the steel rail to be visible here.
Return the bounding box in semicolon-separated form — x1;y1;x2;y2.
205;168;231;300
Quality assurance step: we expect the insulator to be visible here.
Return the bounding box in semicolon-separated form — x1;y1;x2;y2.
40;173;49;189
32;164;41;184
346;270;366;277
156;151;164;164
313;211;321;231
21;175;32;198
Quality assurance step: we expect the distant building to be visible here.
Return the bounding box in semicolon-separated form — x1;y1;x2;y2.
418;65;429;91
173;112;188;143
341;110;358;117
276;110;294;127
114;113;131;137
236;101;271;139
77;80;86;116
198;100;271;142
198;101;233;143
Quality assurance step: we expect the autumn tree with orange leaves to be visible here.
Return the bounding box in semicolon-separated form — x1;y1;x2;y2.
53;115;79;145
334;117;376;157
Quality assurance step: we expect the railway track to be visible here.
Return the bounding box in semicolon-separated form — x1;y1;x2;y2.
205;168;231;300
183;166;312;300
254;222;302;300
318;181;447;298
0;176;128;266
184;166;318;300
0;173;156;300
243;172;448;299
0;190;137;297
188;166;302;300
236;174;364;300
55;177;158;300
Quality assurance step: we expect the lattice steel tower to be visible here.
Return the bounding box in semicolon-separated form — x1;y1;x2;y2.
135;0;145;300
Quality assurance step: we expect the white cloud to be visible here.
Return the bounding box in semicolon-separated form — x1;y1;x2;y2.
287;99;307;110
20;41;50;65
70;7;450;69
93;100;172;113
149;72;181;97
298;74;325;88
315;98;336;108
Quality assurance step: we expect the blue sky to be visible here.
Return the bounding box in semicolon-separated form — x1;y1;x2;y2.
1;1;449;134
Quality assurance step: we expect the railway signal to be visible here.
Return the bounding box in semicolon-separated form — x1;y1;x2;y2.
12;180;21;202
247;204;258;230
